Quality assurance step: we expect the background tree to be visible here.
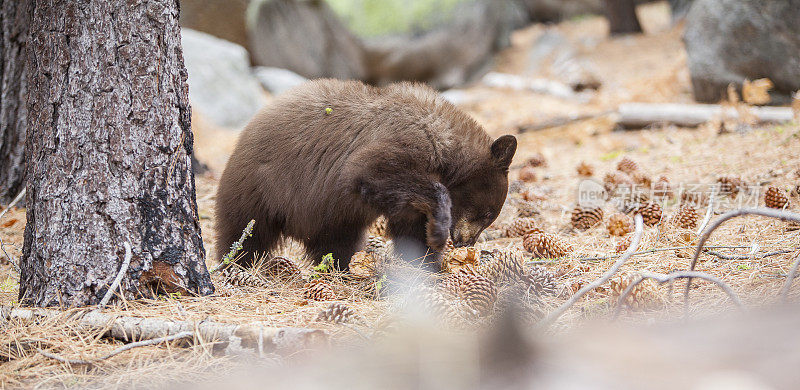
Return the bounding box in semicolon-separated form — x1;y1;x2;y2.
603;0;642;35
0;0;31;204
19;0;213;306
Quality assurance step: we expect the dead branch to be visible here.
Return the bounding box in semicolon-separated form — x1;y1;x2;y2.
705;249;793;261
613;270;743;319
574;245;750;263
482;72;586;101
36;331;194;365
617;103;794;128
780;252;800;303
1;306;328;357
0;187;25;222
99;242;132;308
538;215;644;329
516;111;612;133
686;208;800;310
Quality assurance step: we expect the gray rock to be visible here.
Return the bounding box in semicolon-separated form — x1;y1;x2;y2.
181;29;266;129
246;0;367;80
253;67;308;95
684;0;800;103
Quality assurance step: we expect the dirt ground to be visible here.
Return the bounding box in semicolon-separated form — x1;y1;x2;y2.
2;2;799;388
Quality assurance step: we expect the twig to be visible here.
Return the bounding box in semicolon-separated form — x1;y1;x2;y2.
705;249;793;261
0;235;20;274
0;187;25;222
516;111;613;133
99;242;132;308
571;245;751;263
685;208;800;311
210;219;255;274
538;215;644;329
36;331;194;365
613;271;743;319
696;196;714;235
780;252;800;303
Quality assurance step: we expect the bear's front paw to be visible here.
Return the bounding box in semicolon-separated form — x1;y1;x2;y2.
426;216;450;252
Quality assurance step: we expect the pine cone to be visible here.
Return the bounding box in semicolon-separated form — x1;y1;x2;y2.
261;256;303;281
633;202;663;226
316;302;358;324
681;190;709;207
477;249;525;284
526;152;547;168
615;234;633;253
515;199;539;218
607;213;633;237
520;267;557;296
717;176;744;196
365;235;389;255
604;171;634;193
609;275;660;311
617;157;639;175
440;269;497;316
673;204;699;229
652;176;672;199
420;287;460;319
303;280;336;301
368;216;388;237
631;172;652;188
576;161;594;177
349;251;378;279
518;166;537;182
442;246;479;273
571;205;604;231
765;186;789;209
503;217;542;238
523;233;570;258
220;266;270;288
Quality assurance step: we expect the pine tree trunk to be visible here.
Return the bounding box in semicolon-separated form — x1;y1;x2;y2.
0;0;31;204
603;0;643;35
19;0;214;307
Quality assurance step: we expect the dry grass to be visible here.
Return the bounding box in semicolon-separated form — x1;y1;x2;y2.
2;4;800;387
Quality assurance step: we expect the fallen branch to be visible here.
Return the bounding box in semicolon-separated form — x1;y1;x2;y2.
705;249;793;261
0;188;25;222
99;242;132;308
618;103;795;128
780;252;800;303
516;111;612;133
538;215;644;329
1;306;328;357
613;270;743;319
482;72;586;101
571;245;751;263
686;208;800;310
0;236;19;274
36;331;194;365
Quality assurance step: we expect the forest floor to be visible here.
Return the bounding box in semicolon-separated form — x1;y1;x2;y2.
2;2;800;388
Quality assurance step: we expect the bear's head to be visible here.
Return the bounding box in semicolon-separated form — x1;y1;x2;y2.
448;135;517;247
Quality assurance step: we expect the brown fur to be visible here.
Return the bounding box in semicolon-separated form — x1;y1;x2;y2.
215;79;516;270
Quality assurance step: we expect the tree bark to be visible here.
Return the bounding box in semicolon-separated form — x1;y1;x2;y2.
603;0;642;35
0;0;31;204
19;0;213;307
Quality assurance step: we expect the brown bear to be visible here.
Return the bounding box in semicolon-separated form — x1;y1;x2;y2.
215;79;516;270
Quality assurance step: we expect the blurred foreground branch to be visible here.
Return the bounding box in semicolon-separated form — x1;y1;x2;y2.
1;307;328;357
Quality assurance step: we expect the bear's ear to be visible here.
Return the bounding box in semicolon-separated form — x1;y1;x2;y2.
490;135;517;169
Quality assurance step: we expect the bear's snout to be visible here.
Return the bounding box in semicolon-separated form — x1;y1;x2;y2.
451;219;482;248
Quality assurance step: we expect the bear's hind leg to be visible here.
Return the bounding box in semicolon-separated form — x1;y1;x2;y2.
306;229;364;271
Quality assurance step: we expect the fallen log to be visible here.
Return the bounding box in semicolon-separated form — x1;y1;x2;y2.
617;102;795;128
1;306;328;357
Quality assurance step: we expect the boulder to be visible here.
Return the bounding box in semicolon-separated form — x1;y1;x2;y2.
179;0;250;49
181;29;266;129
364;1;516;90
253;67;308;95
684;0;800;103
246;0;367;80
